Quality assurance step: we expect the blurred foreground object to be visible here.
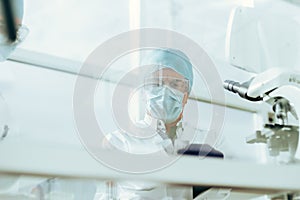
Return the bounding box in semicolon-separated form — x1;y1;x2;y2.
0;0;28;61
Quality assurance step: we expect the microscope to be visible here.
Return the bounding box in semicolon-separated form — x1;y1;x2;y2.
224;68;300;163
224;2;300;163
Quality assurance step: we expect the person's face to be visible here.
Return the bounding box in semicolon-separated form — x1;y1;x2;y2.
144;67;190;125
151;68;189;106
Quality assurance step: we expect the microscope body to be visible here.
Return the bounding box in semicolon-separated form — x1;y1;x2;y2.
262;84;300;161
224;68;300;162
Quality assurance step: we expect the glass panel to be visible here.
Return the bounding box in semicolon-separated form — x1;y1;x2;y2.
21;0;131;61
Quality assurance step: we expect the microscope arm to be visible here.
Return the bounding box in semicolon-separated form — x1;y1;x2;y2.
224;68;300;101
247;68;300;99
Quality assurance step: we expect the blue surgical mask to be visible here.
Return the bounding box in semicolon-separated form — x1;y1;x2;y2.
146;85;184;123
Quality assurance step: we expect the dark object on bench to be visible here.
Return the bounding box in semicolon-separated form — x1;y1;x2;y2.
177;144;224;198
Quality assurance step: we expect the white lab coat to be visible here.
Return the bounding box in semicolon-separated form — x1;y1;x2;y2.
104;128;193;200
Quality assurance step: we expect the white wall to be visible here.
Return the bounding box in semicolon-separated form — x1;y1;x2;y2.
0;59;268;163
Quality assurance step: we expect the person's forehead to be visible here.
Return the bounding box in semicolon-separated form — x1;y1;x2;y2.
151;68;184;79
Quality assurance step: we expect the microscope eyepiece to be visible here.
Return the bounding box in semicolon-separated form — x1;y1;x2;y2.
223;79;263;102
223;80;242;94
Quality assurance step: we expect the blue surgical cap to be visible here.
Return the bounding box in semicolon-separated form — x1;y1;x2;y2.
142;48;194;93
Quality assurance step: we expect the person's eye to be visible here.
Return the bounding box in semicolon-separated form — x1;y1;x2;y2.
170;82;178;88
148;82;160;88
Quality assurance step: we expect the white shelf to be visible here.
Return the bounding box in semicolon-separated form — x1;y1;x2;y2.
0;140;299;192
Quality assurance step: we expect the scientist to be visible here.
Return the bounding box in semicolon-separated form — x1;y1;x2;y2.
103;48;195;199
143;48;194;153
104;48;194;154
104;48;224;199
